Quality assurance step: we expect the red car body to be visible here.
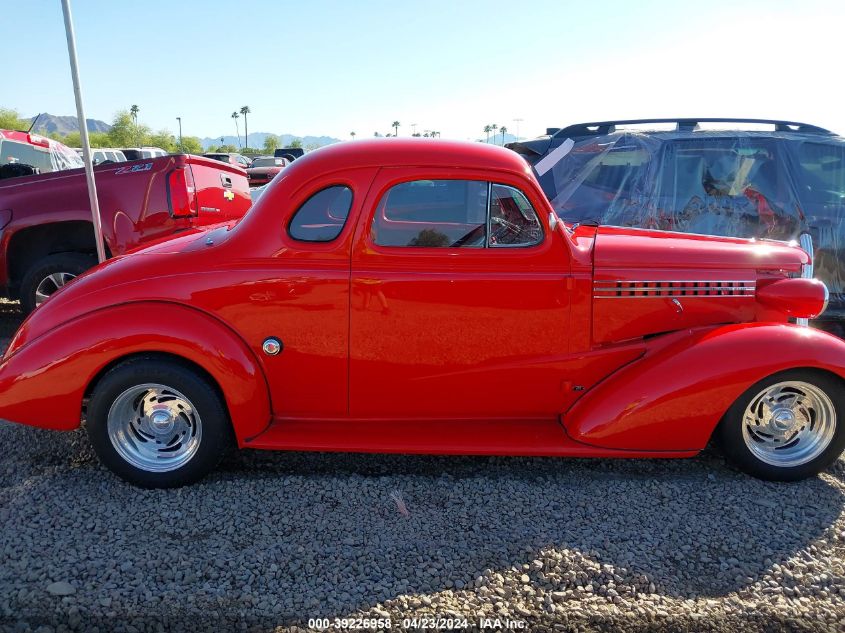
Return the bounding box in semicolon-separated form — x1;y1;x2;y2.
0;130;252;310
0;140;839;462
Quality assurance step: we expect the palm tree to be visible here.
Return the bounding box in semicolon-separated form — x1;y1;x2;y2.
350;131;357;140
483;125;492;143
129;105;140;145
500;126;508;145
239;106;250;149
491;124;498;143
392;121;401;137
231;112;241;148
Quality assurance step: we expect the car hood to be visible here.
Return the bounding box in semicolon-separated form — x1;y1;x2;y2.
590;226;811;344
593;226;808;272
246;167;281;175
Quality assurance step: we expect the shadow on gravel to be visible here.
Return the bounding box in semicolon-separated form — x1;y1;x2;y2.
1;418;843;631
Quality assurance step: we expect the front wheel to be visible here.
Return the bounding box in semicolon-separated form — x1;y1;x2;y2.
87;357;233;488
717;369;845;481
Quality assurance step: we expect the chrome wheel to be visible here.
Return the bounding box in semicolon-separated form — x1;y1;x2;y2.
34;272;76;306
107;383;202;473
741;380;836;467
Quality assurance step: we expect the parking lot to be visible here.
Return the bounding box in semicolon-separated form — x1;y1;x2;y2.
0;298;842;632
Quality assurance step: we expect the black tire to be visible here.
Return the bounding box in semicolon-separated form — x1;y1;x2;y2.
86;357;233;488
716;369;845;481
19;252;97;315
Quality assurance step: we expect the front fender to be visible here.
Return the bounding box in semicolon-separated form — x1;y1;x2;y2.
0;302;271;444
564;323;845;451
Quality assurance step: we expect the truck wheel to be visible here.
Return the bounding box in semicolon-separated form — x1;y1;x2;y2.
86;357;233;488
716;369;845;481
20;253;97;314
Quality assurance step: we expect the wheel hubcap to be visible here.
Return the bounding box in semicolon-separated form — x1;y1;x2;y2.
34;272;76;307
107;383;202;473
741;380;836;467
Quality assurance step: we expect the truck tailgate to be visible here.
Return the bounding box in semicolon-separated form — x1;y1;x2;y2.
186;156;252;225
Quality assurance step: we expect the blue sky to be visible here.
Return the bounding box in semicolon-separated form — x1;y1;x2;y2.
4;0;845;141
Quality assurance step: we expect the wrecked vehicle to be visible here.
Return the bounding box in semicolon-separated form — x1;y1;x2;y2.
508;118;845;336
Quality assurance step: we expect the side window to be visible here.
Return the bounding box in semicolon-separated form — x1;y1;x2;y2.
372;180;489;247
371;179;543;248
489;184;543;246
796;142;845;205
288;185;353;242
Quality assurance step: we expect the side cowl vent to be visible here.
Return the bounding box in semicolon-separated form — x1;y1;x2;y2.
594;280;756;299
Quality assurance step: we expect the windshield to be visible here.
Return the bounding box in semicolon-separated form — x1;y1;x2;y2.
251;158;283;167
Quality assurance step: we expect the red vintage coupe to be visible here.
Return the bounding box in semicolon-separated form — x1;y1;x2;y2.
0;139;840;487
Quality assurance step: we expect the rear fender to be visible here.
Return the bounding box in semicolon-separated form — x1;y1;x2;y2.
0;302;271;444
564;323;845;451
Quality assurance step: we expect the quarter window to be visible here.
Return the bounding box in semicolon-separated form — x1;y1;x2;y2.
372;179;542;248
288;185;353;242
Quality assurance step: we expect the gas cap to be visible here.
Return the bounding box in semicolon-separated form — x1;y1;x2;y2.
262;337;283;356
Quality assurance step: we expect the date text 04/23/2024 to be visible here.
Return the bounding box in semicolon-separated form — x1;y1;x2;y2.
306;616;527;629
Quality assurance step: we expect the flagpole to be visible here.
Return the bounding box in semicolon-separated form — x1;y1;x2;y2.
60;0;107;264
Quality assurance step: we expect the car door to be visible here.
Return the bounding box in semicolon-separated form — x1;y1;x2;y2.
349;168;573;419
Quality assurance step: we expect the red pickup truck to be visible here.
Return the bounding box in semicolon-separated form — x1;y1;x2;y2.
0;130;251;313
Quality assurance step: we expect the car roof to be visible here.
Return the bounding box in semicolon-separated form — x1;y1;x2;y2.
287;138;529;176
552;118;833;136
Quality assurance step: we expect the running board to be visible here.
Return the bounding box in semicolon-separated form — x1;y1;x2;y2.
244;417;698;458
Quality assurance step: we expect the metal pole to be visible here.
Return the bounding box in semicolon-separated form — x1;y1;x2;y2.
176;117;182;151
61;0;106;264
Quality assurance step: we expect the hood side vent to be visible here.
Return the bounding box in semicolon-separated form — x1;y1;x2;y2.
594;280;756;298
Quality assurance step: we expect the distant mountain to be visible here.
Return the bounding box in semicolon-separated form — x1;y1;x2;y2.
202;132;341;151
28;113;111;136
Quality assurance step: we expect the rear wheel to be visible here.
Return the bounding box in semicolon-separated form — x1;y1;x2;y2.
87;357;232;488
20;252;96;314
717;369;845;481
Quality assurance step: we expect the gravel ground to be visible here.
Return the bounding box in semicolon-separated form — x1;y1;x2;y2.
0;300;844;632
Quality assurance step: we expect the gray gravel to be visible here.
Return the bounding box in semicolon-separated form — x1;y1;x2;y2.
0;300;844;631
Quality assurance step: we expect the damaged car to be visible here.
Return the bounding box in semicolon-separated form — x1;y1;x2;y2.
508;118;845;336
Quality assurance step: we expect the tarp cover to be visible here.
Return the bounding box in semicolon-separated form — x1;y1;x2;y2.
533;130;845;315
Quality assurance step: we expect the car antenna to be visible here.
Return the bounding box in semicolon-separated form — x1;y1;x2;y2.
26;113;42;134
